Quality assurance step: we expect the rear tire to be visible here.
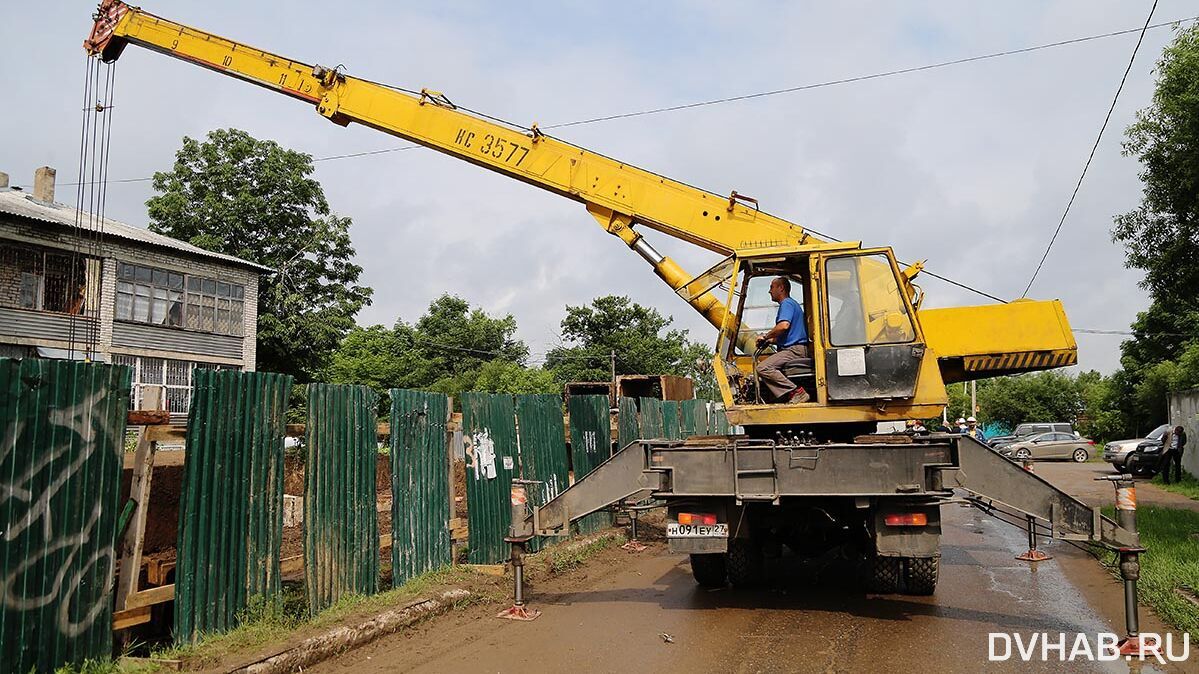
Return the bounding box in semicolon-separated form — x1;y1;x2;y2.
904;556;939;595
726;540;764;588
866;554;901;594
1014;448;1031;460
689;553;727;588
1072;448;1089;463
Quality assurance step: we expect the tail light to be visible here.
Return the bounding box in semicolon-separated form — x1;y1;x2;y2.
1088;440;1095;445
884;512;928;527
678;512;717;526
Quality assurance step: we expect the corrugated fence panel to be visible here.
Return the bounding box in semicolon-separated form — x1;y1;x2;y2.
305;384;379;613
662;400;681;440
568;395;612;535
639;397;664;440
0;358;131;673
617;396;639;450
679;399;708;438
710;404;730;435
390;389;452;585
175;369;292;644
514;395;569;553
461;392;518;564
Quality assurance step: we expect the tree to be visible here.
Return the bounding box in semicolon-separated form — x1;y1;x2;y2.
976;371;1086;430
325;294;535;399
1112;25;1199;305
544;295;715;396
147;128;373;380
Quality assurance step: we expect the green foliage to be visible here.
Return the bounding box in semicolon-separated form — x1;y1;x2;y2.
1106;26;1199;435
544;295;714;395
1113;24;1199;304
325;294;536;399
1100;506;1199;635
147;128;372;381
1152;469;1199;500
977;371;1085;429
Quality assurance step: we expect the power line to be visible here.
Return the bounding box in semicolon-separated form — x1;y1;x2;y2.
1022;0;1160;297
59;14;1197;187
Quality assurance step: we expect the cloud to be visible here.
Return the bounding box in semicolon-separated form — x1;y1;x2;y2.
2;0;1189;374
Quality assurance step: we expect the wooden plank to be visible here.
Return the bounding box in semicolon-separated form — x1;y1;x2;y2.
145;425;186;442
125;584;176;610
126;409;171;425
120;657;183;671
146;558;176;586
462;563;506;576
280;554;304;575
113;605;152;630
115;386;164;611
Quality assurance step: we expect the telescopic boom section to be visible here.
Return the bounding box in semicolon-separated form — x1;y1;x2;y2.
84;0;819;332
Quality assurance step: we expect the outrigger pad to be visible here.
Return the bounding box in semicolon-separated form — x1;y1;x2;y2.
497;605;542;621
1015;549;1052;562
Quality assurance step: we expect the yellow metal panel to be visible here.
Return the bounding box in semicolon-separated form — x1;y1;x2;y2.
919;300;1076;360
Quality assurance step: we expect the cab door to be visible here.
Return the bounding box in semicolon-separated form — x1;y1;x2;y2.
819;249;926;401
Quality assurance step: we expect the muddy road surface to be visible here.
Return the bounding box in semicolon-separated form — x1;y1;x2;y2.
314;499;1192;673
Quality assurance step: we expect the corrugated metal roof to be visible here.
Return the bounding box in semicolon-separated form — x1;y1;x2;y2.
0;189;272;272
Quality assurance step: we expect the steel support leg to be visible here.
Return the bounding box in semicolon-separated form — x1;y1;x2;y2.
497;541;541;621
1015;513;1051;562
1111;478;1145;656
621;507;647;552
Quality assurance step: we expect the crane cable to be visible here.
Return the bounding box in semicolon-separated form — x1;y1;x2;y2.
1022;0;1159;297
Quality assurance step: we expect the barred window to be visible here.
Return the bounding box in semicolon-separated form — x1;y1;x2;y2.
0;241;98;316
116;262;244;336
113;354;239;417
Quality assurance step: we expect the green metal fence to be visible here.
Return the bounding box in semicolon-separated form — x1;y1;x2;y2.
638;397;664;439
0;358;131;673
568;395;612;535
390;389;452;584
175;369;292;643
661;400;681;440
304;384;379;613
710;405;730;435
460;392;518;564
617;396;639;450
514;395;570;552
679;399;708;438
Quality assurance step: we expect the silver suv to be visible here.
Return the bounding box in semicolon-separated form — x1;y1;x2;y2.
1103;424;1170;471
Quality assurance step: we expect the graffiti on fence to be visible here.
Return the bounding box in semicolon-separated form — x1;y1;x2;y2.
467;428;499;480
1;388;120;638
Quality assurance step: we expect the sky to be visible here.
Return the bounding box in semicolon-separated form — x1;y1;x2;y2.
2;1;1193;373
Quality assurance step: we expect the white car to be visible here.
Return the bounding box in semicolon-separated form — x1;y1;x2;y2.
1102;424;1169;471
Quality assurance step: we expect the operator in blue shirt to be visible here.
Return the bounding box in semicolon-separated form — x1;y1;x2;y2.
755;276;811;403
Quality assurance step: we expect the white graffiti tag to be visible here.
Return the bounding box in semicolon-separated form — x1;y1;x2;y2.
0;387;121;637
470;429;498;480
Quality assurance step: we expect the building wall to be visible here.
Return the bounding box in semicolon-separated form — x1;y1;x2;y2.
1167;390;1199;477
0;218;262;369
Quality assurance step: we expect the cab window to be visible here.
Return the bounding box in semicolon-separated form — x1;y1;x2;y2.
825;254;916;347
734;274;806;355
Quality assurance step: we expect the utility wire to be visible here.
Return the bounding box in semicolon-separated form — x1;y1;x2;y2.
58;14;1197;187
1022;0;1160;297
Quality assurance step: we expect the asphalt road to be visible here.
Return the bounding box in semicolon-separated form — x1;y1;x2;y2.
313;468;1194;673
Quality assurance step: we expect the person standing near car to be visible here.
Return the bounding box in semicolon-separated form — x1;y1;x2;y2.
1163;425;1187;484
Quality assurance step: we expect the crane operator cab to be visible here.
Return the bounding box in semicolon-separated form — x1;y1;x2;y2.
709;243;946;432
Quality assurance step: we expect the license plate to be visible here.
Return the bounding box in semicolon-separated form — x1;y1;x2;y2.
667;522;729;538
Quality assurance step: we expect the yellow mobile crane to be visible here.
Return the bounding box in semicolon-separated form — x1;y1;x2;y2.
84;1;1076;433
84;2;1149;647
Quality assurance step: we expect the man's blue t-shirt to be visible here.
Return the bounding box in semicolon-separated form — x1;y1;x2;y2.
775;297;808;347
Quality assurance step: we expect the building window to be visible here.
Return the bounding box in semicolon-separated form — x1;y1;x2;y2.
0;241;98;316
116;262;244;336
112;354;238;418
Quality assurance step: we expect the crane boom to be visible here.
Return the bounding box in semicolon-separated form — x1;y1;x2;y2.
85;1;821;332
83;1;1079;424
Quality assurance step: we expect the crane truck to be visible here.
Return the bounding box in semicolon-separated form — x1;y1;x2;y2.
84;0;1150;648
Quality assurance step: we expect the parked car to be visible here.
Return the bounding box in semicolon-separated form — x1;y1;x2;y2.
1103;424;1170;472
988;422;1077;449
998;431;1094;462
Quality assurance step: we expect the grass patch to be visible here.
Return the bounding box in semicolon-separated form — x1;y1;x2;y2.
1100;506;1199;635
535;531;625;575
1151;470;1199;500
150;565;482;666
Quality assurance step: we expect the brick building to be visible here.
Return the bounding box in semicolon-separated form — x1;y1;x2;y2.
0;166;270;416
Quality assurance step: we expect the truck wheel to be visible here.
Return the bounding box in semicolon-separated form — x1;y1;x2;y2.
689;553;726;588
904;556;939;595
726;540;763;588
866;555;900;594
